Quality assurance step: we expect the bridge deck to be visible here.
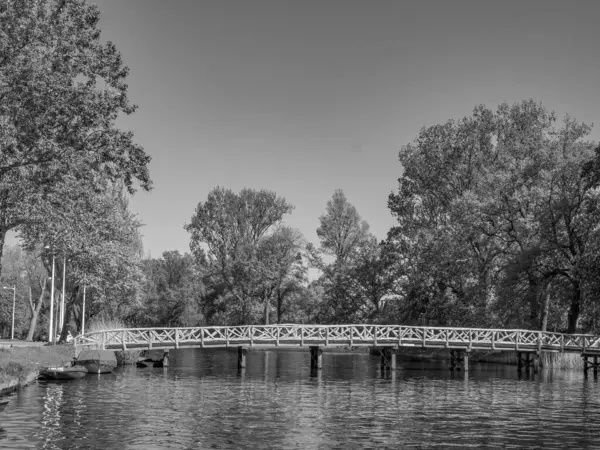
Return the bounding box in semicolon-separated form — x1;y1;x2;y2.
74;325;600;354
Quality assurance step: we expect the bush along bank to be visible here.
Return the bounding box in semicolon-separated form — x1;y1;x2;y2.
0;345;75;396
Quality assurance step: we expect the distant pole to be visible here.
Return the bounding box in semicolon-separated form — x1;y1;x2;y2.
60;256;66;333
81;284;86;335
49;254;55;343
10;286;15;340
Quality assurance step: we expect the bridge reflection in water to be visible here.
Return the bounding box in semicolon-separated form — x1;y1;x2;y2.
74;324;600;375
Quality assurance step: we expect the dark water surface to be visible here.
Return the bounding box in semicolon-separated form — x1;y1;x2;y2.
1;349;600;449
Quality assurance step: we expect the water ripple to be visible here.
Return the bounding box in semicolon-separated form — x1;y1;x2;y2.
1;351;599;449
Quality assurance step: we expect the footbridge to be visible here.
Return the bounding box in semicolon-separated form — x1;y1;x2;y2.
74;324;600;374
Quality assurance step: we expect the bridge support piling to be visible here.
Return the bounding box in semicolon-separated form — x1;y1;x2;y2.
450;350;469;371
237;346;247;370
380;347;396;371
517;351;539;374
310;346;322;371
581;353;600;377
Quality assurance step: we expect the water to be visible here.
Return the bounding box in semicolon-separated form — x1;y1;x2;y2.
1;349;600;449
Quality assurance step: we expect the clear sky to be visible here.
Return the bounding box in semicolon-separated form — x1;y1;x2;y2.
38;0;600;257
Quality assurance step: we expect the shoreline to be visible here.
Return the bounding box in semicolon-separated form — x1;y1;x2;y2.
0;344;75;397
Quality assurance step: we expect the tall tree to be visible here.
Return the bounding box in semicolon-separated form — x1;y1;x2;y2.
388;100;599;332
315;189;369;265
186;187;294;324
253;226;305;324
308;190;389;323
0;0;152;279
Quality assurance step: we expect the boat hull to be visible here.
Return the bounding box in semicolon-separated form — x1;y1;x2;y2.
39;366;88;380
76;361;115;374
74;350;118;374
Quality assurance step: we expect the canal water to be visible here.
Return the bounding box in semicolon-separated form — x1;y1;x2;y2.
1;349;600;449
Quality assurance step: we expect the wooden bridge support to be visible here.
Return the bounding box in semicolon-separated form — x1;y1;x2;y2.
450;350;469;372
310;346;322;371
149;349;170;368
380;347;397;371
582;353;600;377
237;346;247;370
517;351;539;374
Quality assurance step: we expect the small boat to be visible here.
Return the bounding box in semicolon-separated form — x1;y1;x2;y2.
39;366;88;380
75;350;117;374
0;400;8;412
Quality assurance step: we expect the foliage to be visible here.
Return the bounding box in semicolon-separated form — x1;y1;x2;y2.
185;187;307;325
0;0;152;281
387;100;599;332
15;184;146;341
128;251;204;327
308;190;393;323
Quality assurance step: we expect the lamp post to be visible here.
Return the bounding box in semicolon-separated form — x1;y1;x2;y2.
81;284;86;335
60;256;66;334
46;248;56;344
2;285;16;340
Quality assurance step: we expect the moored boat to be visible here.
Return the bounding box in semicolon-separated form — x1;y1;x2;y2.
75;350;117;374
39;366;88;380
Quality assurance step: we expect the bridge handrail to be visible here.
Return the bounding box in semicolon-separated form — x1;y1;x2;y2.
73;324;600;353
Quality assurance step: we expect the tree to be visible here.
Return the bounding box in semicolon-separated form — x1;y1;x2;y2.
387;100;599;332
18;182;146;340
253;226;305;324
185;187;294;324
131;251;204;327
0;0;152;279
315;189;369;264
308;190;391;323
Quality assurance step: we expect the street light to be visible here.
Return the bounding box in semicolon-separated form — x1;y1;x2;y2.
2;285;16;340
81;284;87;335
60;256;66;334
45;246;56;344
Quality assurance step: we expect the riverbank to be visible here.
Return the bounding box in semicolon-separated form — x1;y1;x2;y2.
0;344;75;396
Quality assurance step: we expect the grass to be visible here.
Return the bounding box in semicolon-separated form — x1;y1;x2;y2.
86;317;128;333
469;350;584;370
85;317;141;366
540;352;584;370
0;344;75;394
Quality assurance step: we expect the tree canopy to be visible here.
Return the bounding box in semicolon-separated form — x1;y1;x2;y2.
0;0;151;278
387;100;600;332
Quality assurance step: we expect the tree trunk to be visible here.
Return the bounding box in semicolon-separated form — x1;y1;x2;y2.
26;282;47;341
264;291;270;325
567;281;581;333
0;228;6;280
540;288;550;332
277;290;283;324
58;286;79;343
527;277;539;329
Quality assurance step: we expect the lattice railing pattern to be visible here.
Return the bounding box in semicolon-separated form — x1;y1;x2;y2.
73;325;600;353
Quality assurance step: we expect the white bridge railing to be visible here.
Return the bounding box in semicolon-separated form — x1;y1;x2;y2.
73;325;600;354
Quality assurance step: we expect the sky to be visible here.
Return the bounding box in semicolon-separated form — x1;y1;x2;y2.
17;0;600;258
